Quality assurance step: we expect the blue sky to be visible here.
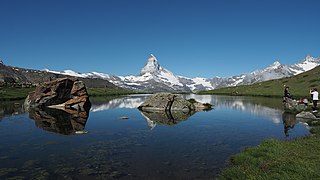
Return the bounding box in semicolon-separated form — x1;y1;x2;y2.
0;0;319;78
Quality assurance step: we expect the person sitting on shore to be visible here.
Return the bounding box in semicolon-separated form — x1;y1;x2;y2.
283;86;293;102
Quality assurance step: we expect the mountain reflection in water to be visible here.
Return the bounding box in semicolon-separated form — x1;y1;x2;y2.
90;95;296;134
90;95;149;112
91;94;284;124
140;110;196;129
0;100;25;119
0;95;311;179
0;95;303;136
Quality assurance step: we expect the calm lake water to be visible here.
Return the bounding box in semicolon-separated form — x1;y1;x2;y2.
0;95;310;179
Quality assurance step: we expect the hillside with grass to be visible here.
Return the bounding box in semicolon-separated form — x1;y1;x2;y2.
199;65;320;99
0;63;137;100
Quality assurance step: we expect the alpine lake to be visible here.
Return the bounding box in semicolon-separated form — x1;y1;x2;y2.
0;94;310;180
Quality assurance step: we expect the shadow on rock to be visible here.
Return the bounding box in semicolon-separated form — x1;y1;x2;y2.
27;107;89;135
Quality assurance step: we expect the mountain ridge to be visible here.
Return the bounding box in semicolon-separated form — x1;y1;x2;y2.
0;63;119;89
44;54;320;92
199;63;320;98
2;55;319;93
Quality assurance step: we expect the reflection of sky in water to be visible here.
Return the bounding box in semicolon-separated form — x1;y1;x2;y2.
91;94;283;124
183;94;284;124
0;95;311;179
90;94;149;112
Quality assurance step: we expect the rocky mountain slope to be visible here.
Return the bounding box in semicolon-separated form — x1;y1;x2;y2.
2;55;319;92
199;64;320;98
46;54;320;93
0;62;118;88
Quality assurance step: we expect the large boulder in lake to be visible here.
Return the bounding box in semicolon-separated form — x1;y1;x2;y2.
24;78;91;111
138;93;212;112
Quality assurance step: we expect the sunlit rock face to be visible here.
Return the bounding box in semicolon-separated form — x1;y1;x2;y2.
24;78;91;111
138;93;212;112
138;93;195;112
24;78;91;135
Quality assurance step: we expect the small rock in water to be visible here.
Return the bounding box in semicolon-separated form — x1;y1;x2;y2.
110;171;125;178
118;116;129;120
75;131;88;134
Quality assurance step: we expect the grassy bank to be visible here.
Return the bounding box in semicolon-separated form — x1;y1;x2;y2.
0;87;137;101
199;66;320;99
219;123;320;179
0;87;35;101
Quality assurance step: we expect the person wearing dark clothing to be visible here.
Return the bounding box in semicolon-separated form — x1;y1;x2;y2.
284;87;291;98
283;86;292;103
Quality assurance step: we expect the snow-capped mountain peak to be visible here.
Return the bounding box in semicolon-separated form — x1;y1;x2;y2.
271;61;281;67
290;55;320;74
140;54;161;75
266;61;282;70
43;55;320;93
304;55;319;63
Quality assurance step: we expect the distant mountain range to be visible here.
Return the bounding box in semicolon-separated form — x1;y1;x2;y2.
0;62;118;89
43;54;320;92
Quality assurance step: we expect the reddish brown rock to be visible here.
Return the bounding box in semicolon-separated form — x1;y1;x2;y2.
25;78;91;111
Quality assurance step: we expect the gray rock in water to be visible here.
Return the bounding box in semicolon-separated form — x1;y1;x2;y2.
138;93;195;112
283;97;306;112
296;111;317;120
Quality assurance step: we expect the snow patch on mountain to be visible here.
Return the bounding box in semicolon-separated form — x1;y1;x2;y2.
140;54;160;75
43;54;320;92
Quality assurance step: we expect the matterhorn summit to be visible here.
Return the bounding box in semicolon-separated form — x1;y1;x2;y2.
45;54;320;93
140;54;161;75
270;61;281;68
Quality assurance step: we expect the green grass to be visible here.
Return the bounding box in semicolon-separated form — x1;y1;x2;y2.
0;87;35;100
219;130;320;179
201;67;320;179
0;87;137;100
218;122;320;180
199;66;320;99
